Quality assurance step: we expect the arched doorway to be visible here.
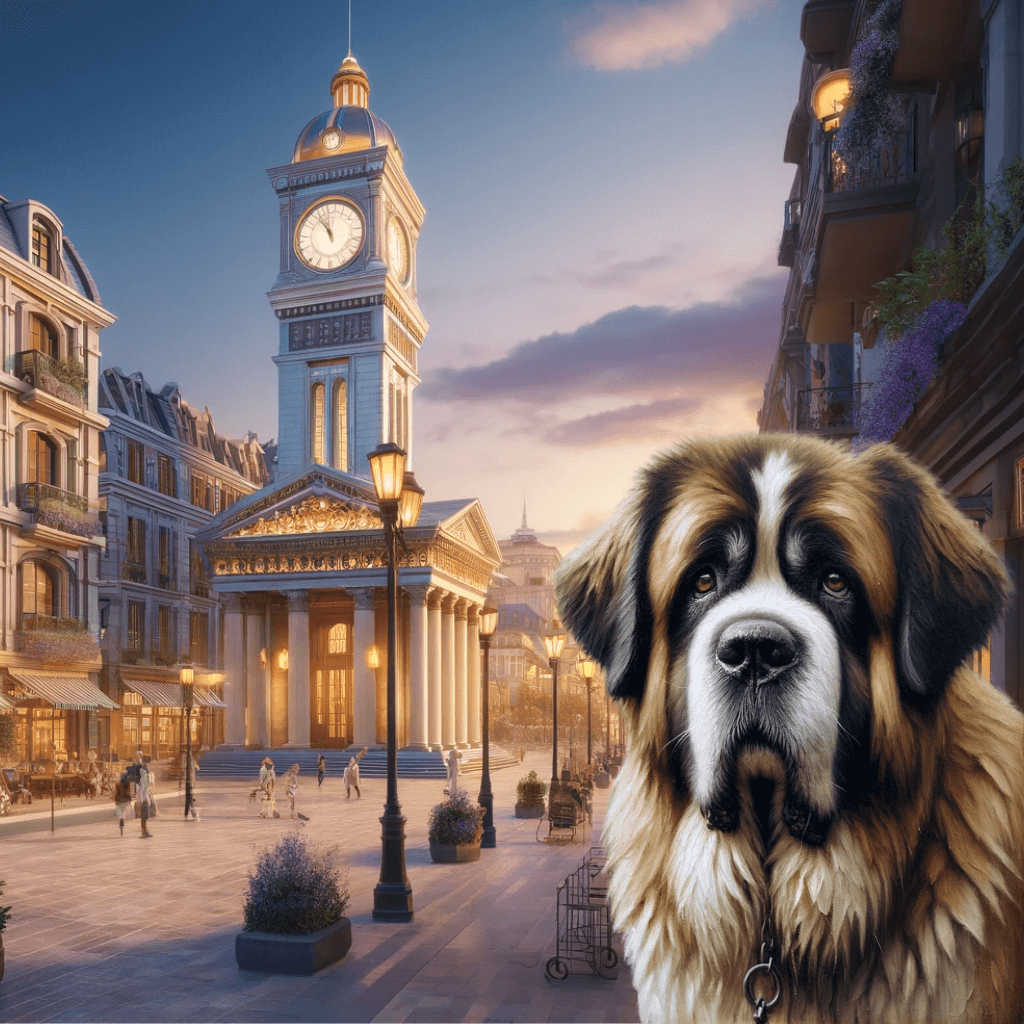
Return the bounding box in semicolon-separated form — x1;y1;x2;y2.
310;621;353;747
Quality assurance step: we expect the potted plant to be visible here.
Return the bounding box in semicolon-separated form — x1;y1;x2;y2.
0;879;11;986
235;833;350;975
428;789;483;862
514;770;547;818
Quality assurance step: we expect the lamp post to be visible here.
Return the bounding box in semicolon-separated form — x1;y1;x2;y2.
477;606;498;848
605;689;611;764
578;656;596;767
543;625;566;807
368;442;423;923
180;663;194;819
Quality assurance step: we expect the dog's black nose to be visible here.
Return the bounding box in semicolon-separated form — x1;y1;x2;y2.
716;620;798;686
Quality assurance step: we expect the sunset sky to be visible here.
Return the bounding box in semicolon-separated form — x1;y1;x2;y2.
1;0;805;551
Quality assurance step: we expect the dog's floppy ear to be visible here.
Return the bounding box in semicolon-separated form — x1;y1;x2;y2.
864;445;1010;712
554;463;677;702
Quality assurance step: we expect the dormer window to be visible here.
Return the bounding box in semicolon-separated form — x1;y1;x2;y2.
31;218;56;275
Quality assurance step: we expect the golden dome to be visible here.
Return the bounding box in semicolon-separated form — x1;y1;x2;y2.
292;54;402;165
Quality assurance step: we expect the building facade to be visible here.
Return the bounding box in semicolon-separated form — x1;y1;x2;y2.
200;54;501;752
97;369;268;759
758;0;1024;705
0;194;117;762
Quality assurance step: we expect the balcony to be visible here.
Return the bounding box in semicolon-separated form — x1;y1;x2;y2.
14;350;85;406
815;123;919;301
778;199;802;268
157;570;176;591
121;561;148;585
17;614;100;664
890;0;973;83
796;384;872;437
800;0;854;61
16;482;103;549
191;577;210;599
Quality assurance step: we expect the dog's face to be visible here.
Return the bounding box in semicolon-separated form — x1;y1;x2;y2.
555;435;1009;850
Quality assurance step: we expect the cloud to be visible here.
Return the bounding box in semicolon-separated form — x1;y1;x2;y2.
541;396;701;446
568;0;775;71
419;273;784;407
526;247;686;290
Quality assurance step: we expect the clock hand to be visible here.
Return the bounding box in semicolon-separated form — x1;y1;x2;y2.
320;216;334;243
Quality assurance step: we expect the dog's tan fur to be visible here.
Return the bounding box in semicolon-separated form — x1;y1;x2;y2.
555;435;1024;1023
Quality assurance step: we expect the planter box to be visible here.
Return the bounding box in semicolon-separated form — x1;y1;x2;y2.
515;804;545;818
593;773;610;789
429;840;481;862
235;917;351;975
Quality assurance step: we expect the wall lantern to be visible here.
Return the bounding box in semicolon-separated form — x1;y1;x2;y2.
955;105;984;166
810;68;852;132
278;649;289;671
366;644;381;670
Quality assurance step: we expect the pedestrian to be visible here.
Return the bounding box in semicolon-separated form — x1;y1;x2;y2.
137;756;153;838
519;745;525;762
317;753;325;788
444;747;461;797
258;756;279;818
343;755;361;799
112;771;132;836
284;764;300;817
184;751;200;820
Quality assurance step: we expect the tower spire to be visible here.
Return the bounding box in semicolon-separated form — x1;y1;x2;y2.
521;497;528;530
347;0;352;57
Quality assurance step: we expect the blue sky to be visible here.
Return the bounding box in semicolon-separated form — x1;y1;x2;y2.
1;0;805;549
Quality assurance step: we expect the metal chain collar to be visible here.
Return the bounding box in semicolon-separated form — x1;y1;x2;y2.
743;916;783;1023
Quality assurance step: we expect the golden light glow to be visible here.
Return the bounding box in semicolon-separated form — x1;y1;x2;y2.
811;68;852;131
544;625;567;661
179;664;194;686
368;442;406;504
478;606;499;638
278;650;289;671
399;470;424;528
366;645;381;670
578;656;597;681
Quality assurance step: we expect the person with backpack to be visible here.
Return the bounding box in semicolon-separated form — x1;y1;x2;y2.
112;772;132;835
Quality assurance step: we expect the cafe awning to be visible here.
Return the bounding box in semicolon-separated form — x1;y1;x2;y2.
0;691;15;711
123;679;226;709
8;672;120;711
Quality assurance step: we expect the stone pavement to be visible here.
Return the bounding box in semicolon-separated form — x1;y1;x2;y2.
0;752;640;1023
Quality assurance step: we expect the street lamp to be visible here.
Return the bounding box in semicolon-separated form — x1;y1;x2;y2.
180;663;194;820
367;441;423;922
477;606;499;848
543;624;566;808
578;656;596;767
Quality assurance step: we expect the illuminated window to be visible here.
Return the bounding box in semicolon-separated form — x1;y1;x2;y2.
190;610;209;666
127;440;144;484
332;378;348;472
28;430;57;485
29;315;59;358
311;382;325;463
157;455;175;497
20;561;57;620
328;623;347;654
31;219;55;275
126;600;145;653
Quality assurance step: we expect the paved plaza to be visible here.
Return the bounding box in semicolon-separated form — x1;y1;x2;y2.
0;752;640;1023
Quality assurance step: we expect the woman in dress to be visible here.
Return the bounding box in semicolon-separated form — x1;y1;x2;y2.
258;756;279;818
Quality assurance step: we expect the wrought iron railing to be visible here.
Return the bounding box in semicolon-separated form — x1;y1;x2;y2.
121;561;147;584
19;613;89;634
796;384;872;432
157;570;176;591
14;350;86;402
190;577;210;599
16;482;88;515
827;118;916;194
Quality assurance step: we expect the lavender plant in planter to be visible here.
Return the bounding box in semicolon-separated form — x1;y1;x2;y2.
428;789;484;862
236;833;350;975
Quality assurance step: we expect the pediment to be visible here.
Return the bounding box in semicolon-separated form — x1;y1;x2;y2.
438;500;502;565
227;494;382;538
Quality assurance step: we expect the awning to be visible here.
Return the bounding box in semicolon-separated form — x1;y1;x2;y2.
123;679;226;709
8;672;119;711
0;692;15;711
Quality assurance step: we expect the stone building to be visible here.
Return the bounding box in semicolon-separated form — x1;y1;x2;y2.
96;369;268;758
0;194;116;761
758;0;1024;706
199;54;501;753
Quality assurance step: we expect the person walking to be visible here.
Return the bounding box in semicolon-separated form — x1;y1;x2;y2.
138;757;153;838
112;771;132;836
184;751;200;820
343;755;361;799
258;757;279;818
445;747;462;797
284;764;300;817
317;753;325;788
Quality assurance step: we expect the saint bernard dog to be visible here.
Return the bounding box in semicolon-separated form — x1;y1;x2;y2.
554;434;1023;1024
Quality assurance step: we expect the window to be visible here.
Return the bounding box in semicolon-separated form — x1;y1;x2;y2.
332;379;348;472
158;526;175;590
190;610;209;666
190;539;209;598
126;600;145;653
29;315;59;358
311;382;325;463
20;561;57;622
328;623;348;654
127;440;144;484
157;455;176;497
31;218;55;275
124;516;146;584
190;471;213;511
157;605;173;655
28;431;57;485
98;433;107;473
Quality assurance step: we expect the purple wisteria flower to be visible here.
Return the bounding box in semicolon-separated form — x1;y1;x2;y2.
854;299;967;448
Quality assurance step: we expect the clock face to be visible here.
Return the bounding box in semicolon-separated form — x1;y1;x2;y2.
321;129;342;151
387;217;409;281
295;200;364;271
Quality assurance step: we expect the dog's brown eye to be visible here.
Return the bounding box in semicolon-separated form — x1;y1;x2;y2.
823;572;848;596
695;571;716;595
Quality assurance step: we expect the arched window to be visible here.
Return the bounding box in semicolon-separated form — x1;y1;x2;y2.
20;560;58;622
328;623;347;654
332;378;348;472
311;382;325;464
31;218;55;275
28;431;58;486
29;315;59;359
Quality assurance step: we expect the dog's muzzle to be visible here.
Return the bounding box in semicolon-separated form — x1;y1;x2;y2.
716;619;799;687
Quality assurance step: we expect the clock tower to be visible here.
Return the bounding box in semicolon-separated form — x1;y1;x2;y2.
267;53;427;482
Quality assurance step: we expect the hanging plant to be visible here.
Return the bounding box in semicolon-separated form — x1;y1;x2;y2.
35;498;102;538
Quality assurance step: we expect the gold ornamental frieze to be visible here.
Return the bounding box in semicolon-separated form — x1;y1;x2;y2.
212;542;431;577
229;495;383;538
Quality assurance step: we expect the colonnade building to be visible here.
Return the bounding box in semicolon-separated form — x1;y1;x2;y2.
199;54;501;752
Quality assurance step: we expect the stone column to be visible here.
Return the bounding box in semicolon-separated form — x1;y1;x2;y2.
467;605;481;747
244;599;269;748
406;585;430;751
222;595;245;747
441;593;456;748
454;599;469;748
427;589;443;750
285;591;311;747
351;587;378;746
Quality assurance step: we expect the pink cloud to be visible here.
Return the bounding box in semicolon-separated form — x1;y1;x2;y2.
568;0;776;71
